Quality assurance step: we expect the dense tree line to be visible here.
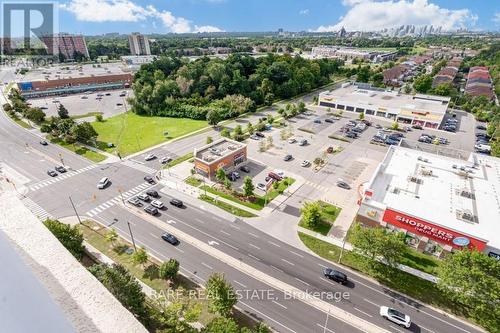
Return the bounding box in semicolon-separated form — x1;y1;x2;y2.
129;54;343;122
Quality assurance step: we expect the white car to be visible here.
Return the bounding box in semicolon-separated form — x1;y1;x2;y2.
301;160;310;167
288;138;296;144
160;156;172;164
257;183;266;191
274;169;285;178
97;177;109;189
144;154;156;161
151;200;164;209
380;306;411;328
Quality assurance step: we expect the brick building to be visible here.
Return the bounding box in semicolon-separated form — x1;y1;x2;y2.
194;139;247;179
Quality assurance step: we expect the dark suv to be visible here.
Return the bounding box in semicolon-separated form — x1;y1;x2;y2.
146;190;159;198
324;268;348;284
169;198;184;208
144;175;155;184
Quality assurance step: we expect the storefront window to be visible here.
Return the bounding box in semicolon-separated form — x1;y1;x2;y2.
424;240;443;257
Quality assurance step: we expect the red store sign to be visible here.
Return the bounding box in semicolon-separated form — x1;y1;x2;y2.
382;209;487;251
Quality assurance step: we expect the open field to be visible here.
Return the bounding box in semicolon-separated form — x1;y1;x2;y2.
92;112;208;156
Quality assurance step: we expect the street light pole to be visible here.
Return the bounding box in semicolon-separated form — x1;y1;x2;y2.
338;237;347;263
127;221;137;251
69;195;82;225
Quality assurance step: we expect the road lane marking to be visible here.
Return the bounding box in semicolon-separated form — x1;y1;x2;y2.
233;280;247;288
363;298;380;307
248;254;261;261
270;265;283;273
149;233;158;238
420;326;436;333
220;230;231;236
353;307;373;318
316;323;335;333
201;262;213;270
195;218;205;224
390;325;404;333
248;232;259;238
268;240;281;247
272;300;287;309
294;277;310;286
281;258;295;266
248;243;260;250
175;247;185;254
317;263;328;268
229;224;240;230
289;250;303;258
239;301;297;333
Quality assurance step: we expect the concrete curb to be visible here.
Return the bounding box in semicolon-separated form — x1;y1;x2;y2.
123;203;391;333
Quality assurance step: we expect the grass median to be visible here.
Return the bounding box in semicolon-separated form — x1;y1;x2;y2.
49;137;107;163
199;194;257;218
92;112;208;156
299;201;341;235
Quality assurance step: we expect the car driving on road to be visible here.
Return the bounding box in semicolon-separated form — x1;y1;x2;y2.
144;154;156;161
301;160;311;167
146;190;159;198
151;200;164;209
97;177;110;189
47;170;57;177
169;198;184;207
161;232;179;245
144;175;155;184
138;193;150;201
323;268;348;284
144;205;159;215
336;180;351;190
55;166;66;173
127;197;142;207
380;306;411;328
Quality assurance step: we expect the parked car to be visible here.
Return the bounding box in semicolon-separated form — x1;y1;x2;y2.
47;170;57;177
97;177;110;189
144;175;155;184
298;139;308;146
127;197;142;207
288;138;296;144
325;118;334;123
161;232;179;245
250;134;260;140
138;193;150;201
146;190;159;198
323;268;348;284
144;205;159;215
476;124;487;130
144;154;156;161
412;124;423;130
380;306;411;329
301;160;311;167
268;172;282;181
313;118;322;124
151;200;164;209
255;132;265;138
55;165;66;173
116;103;123;106
375;124;383;129
169;198;184;207
257;183;266;191
336;180;351;190
239;165;250;173
345;131;358;139
39;140;48;146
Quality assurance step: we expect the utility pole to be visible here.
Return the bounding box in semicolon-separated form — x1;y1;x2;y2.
338;237;347;263
69;195;82;225
127;221;137;251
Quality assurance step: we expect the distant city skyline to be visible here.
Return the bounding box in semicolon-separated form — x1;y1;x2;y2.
47;0;499;36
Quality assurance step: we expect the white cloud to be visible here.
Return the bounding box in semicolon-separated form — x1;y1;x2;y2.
315;0;477;32
61;0;223;33
494;12;500;25
299;9;310;15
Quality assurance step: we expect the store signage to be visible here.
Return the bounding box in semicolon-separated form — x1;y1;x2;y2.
382;209;487;251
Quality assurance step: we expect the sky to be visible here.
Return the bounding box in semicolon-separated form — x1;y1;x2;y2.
27;0;500;35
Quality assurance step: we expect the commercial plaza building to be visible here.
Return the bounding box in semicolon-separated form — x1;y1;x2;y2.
357;146;500;259
318;83;450;128
194;139;247;179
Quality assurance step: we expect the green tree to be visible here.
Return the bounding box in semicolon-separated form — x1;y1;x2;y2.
300;201;321;230
349;223;407;268
437;250;500;332
216;168;226;183
206;136;213;144
242;176;254;197
205;273;237;317
220;127;231;138
159;258;180;281
89;264;148;321
24;107;46;123
358;112;365;120
207;109;222;127
43;219;85;260
203;317;239;333
132;246;148;268
95;114;103;122
413;74;432;93
233;125;244;141
105;228;118;248
153;301;201;332
224;177;232;190
71;122;98;144
391;121;399;130
57;104;69;119
246;122;254;135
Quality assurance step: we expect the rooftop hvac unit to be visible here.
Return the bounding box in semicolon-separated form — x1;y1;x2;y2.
417;156;429;163
459;189;475;200
420;168;433;176
203;156;214;162
460;210;476;223
408;176;423;184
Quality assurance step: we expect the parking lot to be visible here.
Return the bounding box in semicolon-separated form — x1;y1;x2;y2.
29;89;133;120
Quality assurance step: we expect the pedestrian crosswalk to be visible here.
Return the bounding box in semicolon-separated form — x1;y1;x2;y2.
122;160;157;175
29;164;98;192
21;197;53;222
85;182;152;217
304;180;330;193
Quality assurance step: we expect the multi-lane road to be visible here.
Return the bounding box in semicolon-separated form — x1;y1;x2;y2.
0;81;484;333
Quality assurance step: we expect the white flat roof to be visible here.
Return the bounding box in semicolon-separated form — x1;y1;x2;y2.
319;85;449;115
366;146;500;249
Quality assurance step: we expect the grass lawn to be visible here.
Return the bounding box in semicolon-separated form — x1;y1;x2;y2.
79;219;218;325
71;112;103;120
200;177;295;211
298;232;468;319
185;176;202;187
3;109;32;129
50;137;107;163
92;112;208;156
166;152;193;168
400;248;441;275
299;201;341;235
199;194;257;218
